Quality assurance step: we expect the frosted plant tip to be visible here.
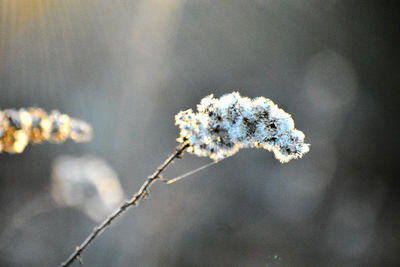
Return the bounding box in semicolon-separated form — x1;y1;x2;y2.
175;92;310;163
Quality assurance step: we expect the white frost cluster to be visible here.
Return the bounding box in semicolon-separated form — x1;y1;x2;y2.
175;92;310;163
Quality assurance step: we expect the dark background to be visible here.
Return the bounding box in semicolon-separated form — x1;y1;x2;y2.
0;1;399;266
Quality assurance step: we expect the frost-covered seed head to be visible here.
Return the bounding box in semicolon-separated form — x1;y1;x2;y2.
175;92;310;163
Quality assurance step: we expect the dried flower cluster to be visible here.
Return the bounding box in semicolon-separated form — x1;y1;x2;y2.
0;108;92;154
175;92;310;163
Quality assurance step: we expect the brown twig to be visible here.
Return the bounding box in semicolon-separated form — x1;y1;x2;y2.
60;142;189;267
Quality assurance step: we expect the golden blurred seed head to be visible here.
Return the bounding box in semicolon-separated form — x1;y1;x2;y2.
20;110;32;128
1;108;92;154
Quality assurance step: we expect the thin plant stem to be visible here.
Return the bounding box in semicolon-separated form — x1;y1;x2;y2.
162;159;222;184
60;142;189;267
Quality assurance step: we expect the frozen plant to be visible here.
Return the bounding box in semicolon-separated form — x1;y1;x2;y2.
176;92;309;162
61;92;310;266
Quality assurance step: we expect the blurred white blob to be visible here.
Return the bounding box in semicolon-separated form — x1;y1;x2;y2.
325;199;377;258
303;50;358;111
264;138;336;223
51;155;124;221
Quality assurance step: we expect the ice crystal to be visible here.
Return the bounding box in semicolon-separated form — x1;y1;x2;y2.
175;92;310;163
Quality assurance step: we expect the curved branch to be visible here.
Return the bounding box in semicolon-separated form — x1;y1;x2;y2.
60;142;189;267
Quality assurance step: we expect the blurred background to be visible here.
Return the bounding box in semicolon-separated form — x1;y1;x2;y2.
0;0;399;266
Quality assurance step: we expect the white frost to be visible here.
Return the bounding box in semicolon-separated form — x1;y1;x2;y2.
175;92;310;163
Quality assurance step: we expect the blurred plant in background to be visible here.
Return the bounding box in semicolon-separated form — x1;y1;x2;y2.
0;108;92;153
